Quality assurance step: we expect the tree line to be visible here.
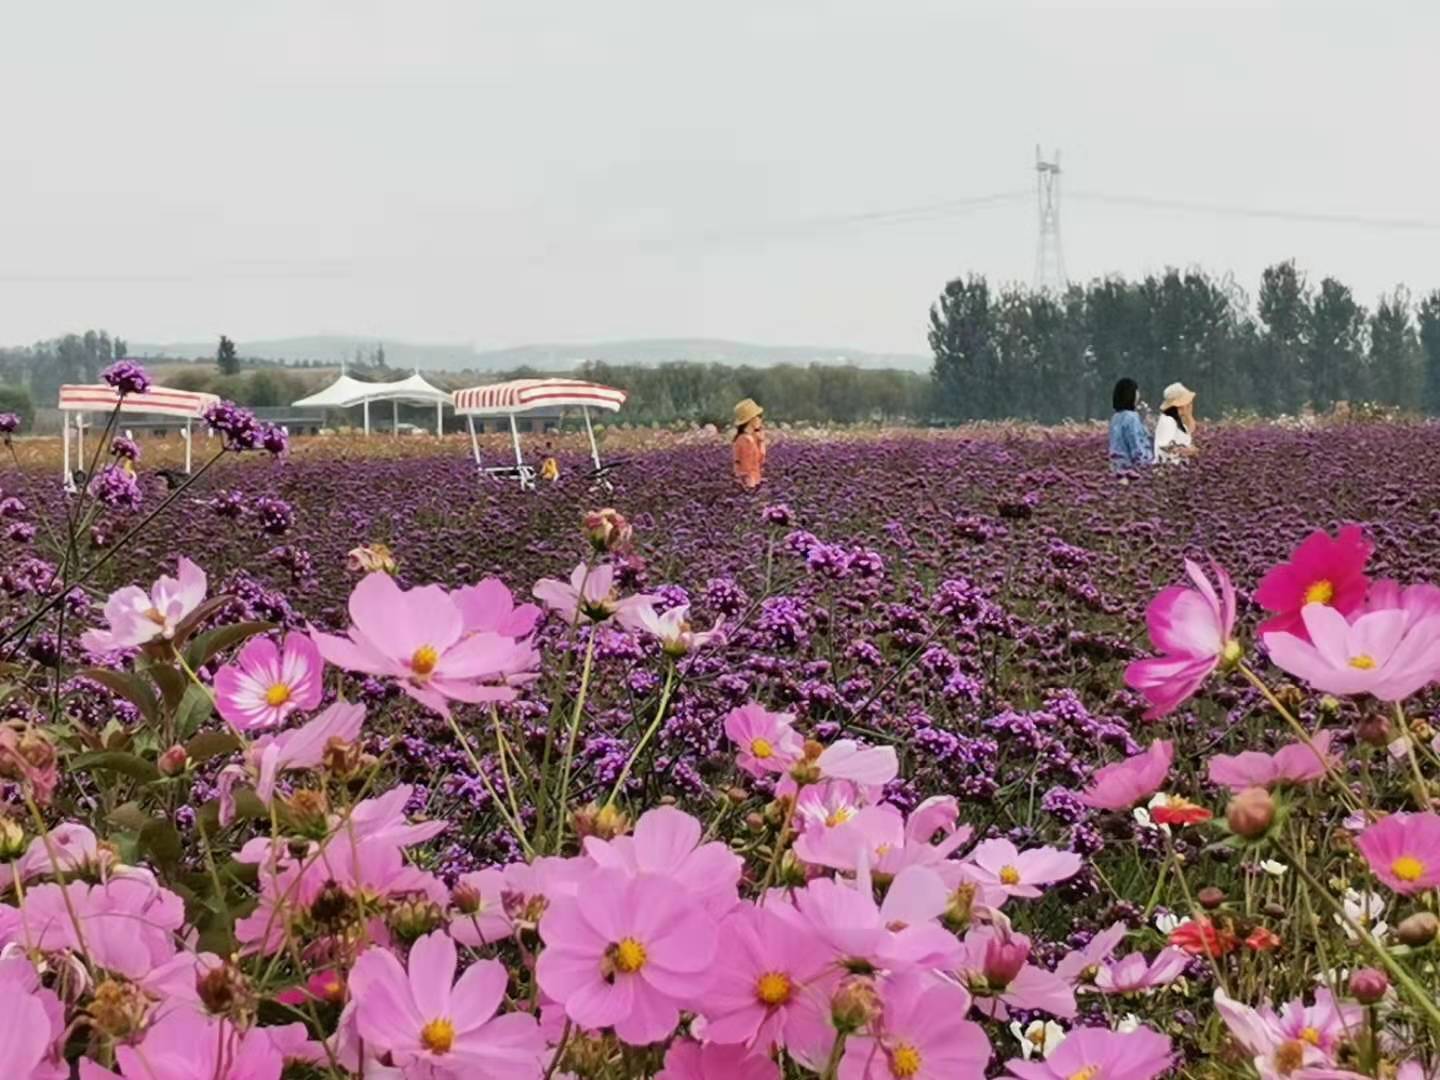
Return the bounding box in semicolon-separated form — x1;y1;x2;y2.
929;262;1440;422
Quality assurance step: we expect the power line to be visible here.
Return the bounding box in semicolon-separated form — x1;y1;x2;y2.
1068;190;1440;232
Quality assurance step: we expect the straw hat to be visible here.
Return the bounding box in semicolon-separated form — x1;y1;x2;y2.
733;399;764;427
1162;382;1196;408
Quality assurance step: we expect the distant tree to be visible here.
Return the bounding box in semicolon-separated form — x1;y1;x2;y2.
0;385;34;428
1369;288;1420;407
1256;261;1310;413
1419;291;1440;415
375;343;387;369
929;275;997;420
217;335;240;376
1307;278;1365;410
113;337;128;360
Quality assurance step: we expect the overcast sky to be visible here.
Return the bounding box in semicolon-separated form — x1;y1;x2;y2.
3;1;1437;354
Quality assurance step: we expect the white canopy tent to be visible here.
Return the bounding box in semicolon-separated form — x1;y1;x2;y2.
57;384;220;489
451;378;628;490
291;372;450;435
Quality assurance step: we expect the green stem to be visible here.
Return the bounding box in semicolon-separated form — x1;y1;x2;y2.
1238;663;1361;813
606;662;677;806
551;631;597;852
445;713;534;857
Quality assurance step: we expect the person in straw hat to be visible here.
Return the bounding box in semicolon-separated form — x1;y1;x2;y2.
732;398;766;489
1154;382;1199;464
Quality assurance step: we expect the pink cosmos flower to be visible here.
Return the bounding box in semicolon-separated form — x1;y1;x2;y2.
583;806;743;920
1054;922;1129;985
0;878;184;978
817;739;900;788
658;1040;781;1080
1214;989;1335;1079
1093;949;1189;993
1263;602;1440;702
725;703;804;777
449;867;514;947
79;557;207;654
0;956;63;1080
451;577;542;637
1003;1025;1174;1079
1269;989;1362;1058
1255;525;1373;639
1078;740;1174;810
630;602;725;657
536;868;719;1045
838;974;992;1080
1124;559;1237;718
78;1011;298;1080
794;783;904;872
1355;812;1440;894
248;700;367;806
873;796;974;879
349;931;545;1075
1207;730;1336;792
957;925;1077;1021
214;632;324;731
312;572;537;716
793;862;961;973
962;839;1082;900
701;903;835;1051
13;822;116;883
532;562;655;626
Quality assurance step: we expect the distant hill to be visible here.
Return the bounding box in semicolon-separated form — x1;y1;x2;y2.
130;336;930;374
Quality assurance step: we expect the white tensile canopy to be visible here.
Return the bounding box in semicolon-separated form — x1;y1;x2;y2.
291;372;450;435
57;383;221;487
450;378;628;490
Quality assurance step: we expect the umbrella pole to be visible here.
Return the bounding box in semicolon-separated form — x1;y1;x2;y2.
62;412;70;487
392;399;398;437
583;406;601;470
184;419;193;473
76;413;84;472
436;400;442;437
509;413;523;467
467;415;480;465
363;400;370;436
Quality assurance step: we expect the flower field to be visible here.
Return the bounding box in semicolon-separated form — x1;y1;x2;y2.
4;394;1440;1079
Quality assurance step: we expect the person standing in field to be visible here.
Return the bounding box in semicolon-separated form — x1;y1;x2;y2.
1108;378;1152;473
733;398;766;489
1154;382;1200;464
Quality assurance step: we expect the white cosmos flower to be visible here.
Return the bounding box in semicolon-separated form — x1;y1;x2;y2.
1338;889;1390;943
1009;1019;1066;1059
1115;1013;1142;1033
1259;859;1288;877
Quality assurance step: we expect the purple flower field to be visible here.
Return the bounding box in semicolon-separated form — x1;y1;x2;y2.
3;418;1440;1078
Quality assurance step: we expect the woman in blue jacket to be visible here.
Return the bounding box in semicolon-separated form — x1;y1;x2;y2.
1108;378;1151;473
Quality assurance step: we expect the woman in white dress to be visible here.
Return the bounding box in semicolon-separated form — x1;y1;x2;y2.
1154;382;1199;464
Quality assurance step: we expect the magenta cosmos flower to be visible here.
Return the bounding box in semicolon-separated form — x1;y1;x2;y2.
79;557;206;654
962;839;1082;901
1124;559;1238;718
725;703;804;778
1207;730;1336;792
312;572;536;716
838;975;992;1080
536;868;719;1045
214;631;323;731
1355;812;1440;894
957;925;1076;1021
658;1040;780;1080
349;931;544;1075
1003;1025;1173;1079
1078;740;1174;810
701;903;834;1051
1255;525;1373;639
1264;602;1440;703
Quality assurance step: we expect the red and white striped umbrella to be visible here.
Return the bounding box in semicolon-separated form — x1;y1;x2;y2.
58;384;219;418
451;378;627;416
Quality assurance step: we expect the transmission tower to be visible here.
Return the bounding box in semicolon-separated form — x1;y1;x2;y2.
1033;146;1068;293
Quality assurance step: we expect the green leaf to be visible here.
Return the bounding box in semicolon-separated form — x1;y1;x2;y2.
174;684;214;741
107;801;151;832
170;595;234;648
184;621;274;672
197;788;267;834
139;819;183;867
147;663;186;711
79;667;160;726
185;729;240;764
70;750;161;784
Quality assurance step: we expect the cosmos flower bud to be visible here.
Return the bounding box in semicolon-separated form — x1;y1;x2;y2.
1226;787;1275;840
284;789;332;838
1348;967;1389;1004
572;802;629;841
157;744;189;777
388;898;445;944
1197;886;1226;910
830;976;882;1034
0;815;24;859
581;508;632;553
196;960;257;1018
1396;911;1439;947
983;935;1030;988
346;543;396;574
309;881;355;927
725;786;748;805
944;881;978;932
1356;714;1391;747
322;735;363;778
88;978;150;1038
451;881;483;916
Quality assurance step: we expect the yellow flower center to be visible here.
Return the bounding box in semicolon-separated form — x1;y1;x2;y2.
755;971;792;1006
890;1043;922;1078
751;737;774;759
611;937;647;973
999;865;1021;885
1392;855;1426;882
265;683;291;707
410;645;440;677
1275;1040;1305;1074
826;806;856;828
1305;579;1335;605
1300;1026;1321;1046
1068;1068;1101;1080
1028;1027;1049;1047
420;1018;455;1053
1348;653;1376;670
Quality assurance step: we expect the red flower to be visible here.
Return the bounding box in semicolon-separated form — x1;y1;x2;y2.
1150;796;1214;828
1244;927;1282;953
1169;918;1237;958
